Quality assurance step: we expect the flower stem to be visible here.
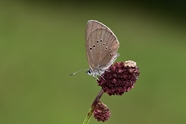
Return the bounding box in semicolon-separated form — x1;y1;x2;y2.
82;89;104;124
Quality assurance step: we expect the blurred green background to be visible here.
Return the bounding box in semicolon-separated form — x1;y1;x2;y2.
0;0;186;124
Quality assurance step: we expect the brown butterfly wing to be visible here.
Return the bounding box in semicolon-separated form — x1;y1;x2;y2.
85;20;119;71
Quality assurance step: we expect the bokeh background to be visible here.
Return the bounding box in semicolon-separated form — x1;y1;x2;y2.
0;0;186;124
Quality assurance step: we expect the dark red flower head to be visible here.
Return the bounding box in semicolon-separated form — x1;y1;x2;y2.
97;60;140;96
94;102;110;122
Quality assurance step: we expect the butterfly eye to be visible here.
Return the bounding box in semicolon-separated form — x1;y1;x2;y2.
97;40;99;43
100;39;103;42
90;47;92;50
103;43;106;45
93;44;96;47
86;69;92;75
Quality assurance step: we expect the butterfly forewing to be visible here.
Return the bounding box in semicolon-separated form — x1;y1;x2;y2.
86;20;119;72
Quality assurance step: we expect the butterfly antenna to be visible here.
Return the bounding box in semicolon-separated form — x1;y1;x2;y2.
70;69;87;76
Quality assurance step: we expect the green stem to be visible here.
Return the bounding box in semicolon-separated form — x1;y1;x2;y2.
82;89;104;124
